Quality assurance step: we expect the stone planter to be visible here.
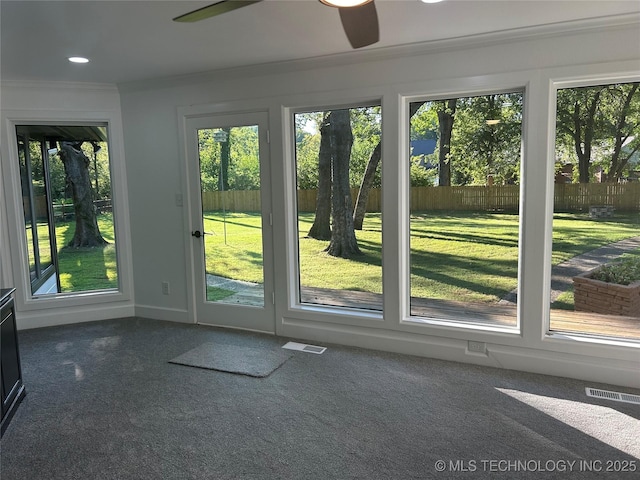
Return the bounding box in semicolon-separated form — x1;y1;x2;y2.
573;270;640;317
589;204;614;219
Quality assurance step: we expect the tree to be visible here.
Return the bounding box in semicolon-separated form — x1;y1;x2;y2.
436;99;457;186
58;142;107;247
227;126;260;190
219;127;231;191
556;86;605;183
556;82;640;183
326;109;361;258
352;142;381;230
450;93;523;185
601;82;640;181
353;102;423;230
308;112;333;240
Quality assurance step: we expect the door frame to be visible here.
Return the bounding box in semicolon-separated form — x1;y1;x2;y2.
17;129;61;295
181;110;275;333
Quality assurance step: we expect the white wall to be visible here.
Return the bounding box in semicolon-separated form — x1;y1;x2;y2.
0;81;135;327
120;17;640;387
2;17;635;387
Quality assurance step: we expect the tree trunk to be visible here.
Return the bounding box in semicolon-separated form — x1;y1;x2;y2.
609;83;639;181
437;99;457;186
326;109;361;258
572;88;603;183
219;127;231;191
353;102;425;230
59;142;107;247
352;143;381;230
308;113;333;240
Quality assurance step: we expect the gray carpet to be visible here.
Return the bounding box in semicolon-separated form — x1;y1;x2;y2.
169;342;293;377
1;317;639;480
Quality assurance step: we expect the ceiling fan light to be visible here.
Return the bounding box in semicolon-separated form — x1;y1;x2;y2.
320;0;372;8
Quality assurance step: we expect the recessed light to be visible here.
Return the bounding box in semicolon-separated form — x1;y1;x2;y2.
320;0;372;6
68;56;89;64
421;0;445;4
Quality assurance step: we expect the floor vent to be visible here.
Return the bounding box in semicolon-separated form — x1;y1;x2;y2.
585;387;640;405
282;342;326;354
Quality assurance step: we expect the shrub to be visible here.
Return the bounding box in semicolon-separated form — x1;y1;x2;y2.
590;254;640;285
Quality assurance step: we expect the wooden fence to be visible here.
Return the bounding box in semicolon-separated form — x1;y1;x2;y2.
25;196;113;220
554;183;640;212
202;190;262;212
201;183;640;213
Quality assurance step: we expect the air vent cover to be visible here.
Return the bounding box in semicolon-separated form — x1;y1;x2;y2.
586;387;640;405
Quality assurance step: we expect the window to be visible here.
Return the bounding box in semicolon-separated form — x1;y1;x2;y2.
294;105;382;311
550;81;640;340
408;91;524;328
16;125;118;296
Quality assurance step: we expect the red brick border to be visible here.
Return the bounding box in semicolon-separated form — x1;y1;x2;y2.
574;270;640;317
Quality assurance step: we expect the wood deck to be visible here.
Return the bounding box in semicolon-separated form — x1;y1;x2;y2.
300;287;640;340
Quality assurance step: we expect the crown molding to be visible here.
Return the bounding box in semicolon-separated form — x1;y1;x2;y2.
0;80;118;92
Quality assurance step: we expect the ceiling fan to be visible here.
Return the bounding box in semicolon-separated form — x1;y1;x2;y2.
173;0;379;49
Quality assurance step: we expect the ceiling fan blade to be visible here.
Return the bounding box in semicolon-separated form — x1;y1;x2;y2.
173;0;263;23
338;1;379;49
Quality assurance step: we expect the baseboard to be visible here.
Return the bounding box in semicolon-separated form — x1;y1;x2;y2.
490;346;640;389
135;304;192;324
280;318;640;389
16;304;135;330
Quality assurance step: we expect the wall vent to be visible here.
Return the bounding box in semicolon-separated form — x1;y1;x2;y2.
585;387;640;405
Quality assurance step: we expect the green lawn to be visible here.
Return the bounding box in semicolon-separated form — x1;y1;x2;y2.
39;210;639;305
203;210;639;306
54;214;118;292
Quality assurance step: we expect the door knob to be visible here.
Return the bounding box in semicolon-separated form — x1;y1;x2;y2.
191;230;203;238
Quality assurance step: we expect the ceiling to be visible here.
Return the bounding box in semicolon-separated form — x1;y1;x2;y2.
2;0;639;86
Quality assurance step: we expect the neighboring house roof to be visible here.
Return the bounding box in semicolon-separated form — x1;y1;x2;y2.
410;139;437;156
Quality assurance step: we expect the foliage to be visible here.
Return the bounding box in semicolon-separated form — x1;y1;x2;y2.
47;141;112;201
410;105;438;141
556;82;640;183
589;253;640;285
198;126;261;191
410;156;437;186
451;93;523;185
410;92;523;186
295;106;381;189
295;132;321;189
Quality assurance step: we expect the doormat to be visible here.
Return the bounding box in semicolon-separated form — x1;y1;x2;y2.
169;342;293;378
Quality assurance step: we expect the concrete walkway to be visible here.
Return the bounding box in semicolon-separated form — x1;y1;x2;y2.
206;274;264;306
500;236;640;305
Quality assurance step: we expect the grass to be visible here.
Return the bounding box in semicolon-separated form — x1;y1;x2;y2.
409;212;519;303
51;214;118;292
203;210;639;306
206;285;236;301
33;210;639;306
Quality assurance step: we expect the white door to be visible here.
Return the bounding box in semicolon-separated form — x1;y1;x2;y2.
185;112;274;332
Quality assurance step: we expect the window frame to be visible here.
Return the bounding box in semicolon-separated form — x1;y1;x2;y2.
290;97;384;322
3;111;133;313
545;73;640;344
400;86;527;335
283;95;386;325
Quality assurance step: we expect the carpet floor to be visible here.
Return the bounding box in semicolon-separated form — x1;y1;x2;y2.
1;317;638;479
